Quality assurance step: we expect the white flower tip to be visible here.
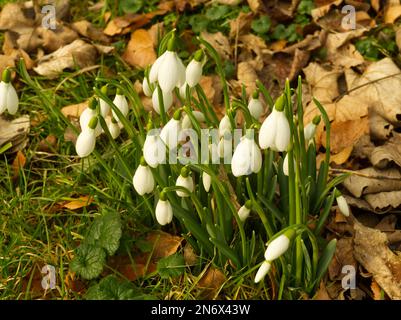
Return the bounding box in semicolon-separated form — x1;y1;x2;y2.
264;234;290;261
254;261;271;283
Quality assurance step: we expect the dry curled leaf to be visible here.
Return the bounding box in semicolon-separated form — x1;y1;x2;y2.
198;267;226;299
200;31;231;60
354;221;401;299
343;167;401;198
365;191;401;210
369;109;393;141
34;39;97;78
61;101;89;119
63;196;94;210
370;134;401;169
0;115;30;153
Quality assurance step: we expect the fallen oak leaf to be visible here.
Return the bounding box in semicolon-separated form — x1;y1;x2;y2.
198;266;226;299
365;191;401;211
122;29;156;69
63;196;94;210
12;150;26;178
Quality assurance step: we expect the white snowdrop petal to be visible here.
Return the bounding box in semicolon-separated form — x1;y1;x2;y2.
76;129;96;158
149;52;166;83
275;111;291;152
186;60;203;87
99;98;110;118
6;84;18;115
248;98;263;119
142;78;153;97
155;199;173;225
143;134;166;168
264;234;290;261
254;261;271;283
250;139;262;174
202;172;211;192
337;195;350;217
112;94;129;119
182;111;205;129
108;121;121;139
259;110;278;150
176;175;194;197
152;89;173;114
158;51;181;93
160;118;181;150
231;138;251;177
177;56;186;87
219;115;231;138
0;82;8;114
133;165;154;196
283;153;289;176
238;205;250;222
304;123;315;141
80;109;102;137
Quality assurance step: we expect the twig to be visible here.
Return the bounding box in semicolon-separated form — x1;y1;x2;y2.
329;168;401;181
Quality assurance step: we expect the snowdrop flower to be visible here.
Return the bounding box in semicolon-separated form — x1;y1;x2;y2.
152;87;173;114
238;200;252;222
176;167;194;197
76;117;97;158
218;133;232;159
218;115;232;138
0;68;18;115
80;98;102;137
202;171;211;192
160;110;181;150
179;82;190;100
231;133;262;177
259;95;290;152
143;130;166;168
186;49;204;88
182;110;205;129
157;34;186;93
282;153;296;176
304;115;321;141
132;157;155;196
264;229;295;261
112;89;129;120
149;51;167;84
142;74;153;97
107;117;121;139
156;191;173;226
336;191;350;217
254;261;271;284
248;91;263;120
98;85;111;117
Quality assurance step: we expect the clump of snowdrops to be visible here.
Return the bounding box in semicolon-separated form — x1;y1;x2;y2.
10;30;350;299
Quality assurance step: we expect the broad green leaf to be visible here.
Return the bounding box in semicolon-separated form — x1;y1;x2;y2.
70;244;106;280
297;0;314;15
120;0;144;14
85;275;155;300
251;15;271;34
205;5;230;21
189;14;209;34
314;239;337;289
86;210;122;256
157;253;185;279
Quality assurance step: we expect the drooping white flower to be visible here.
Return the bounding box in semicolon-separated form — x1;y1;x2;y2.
254;261;271;283
133;160;155;196
158;51;185;92
304;115;320;141
231;135;262;177
259;96;290;152
182;111;205;129
264;230;295;261
248;91;264;119
179;82;190;100
75;117;98;158
107;118;121;139
238;200;252;222
112;92;129;120
143;131;166;168
142;77;153;97
283;153;289;176
149;51;167;83
218;115;232;138
218;135;232;159
98;85;111;118
186;49;204;88
160;114;181;150
202;171;211;192
80;98;102;137
176;167;194;197
336;194;350;217
0;69;18;115
155;197;173;226
151;88;173;114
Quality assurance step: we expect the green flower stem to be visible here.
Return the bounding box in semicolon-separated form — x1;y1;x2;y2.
156;85;167;125
195;84;219;125
246;178;274;238
256;80;274;110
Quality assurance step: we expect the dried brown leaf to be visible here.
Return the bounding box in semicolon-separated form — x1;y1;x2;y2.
0;115;30;153
353;221;401;299
122;29;156;69
63;196;94;210
34;39;97;78
200;31;231;60
365;191;401;210
343;167;401;198
370;134;401;168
